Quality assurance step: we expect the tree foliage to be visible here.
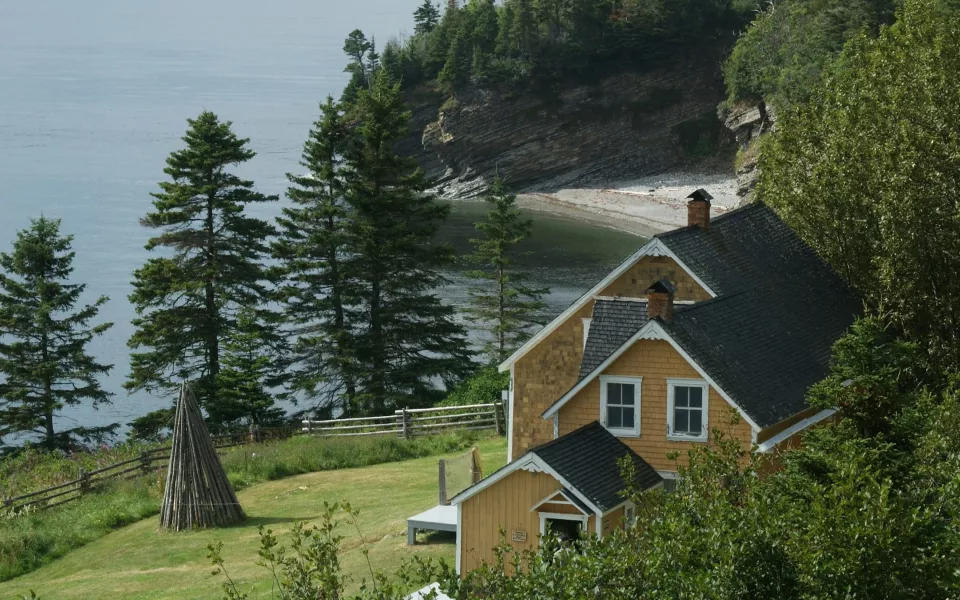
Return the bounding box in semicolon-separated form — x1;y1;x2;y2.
758;0;960;372
343;70;474;413
465;177;547;363
275;97;360;415
0;217;114;449
723;0;900;110
127;111;285;429
381;0;752;94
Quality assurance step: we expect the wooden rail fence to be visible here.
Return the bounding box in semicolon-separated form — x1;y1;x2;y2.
301;402;505;439
0;427;297;515
2;403;505;516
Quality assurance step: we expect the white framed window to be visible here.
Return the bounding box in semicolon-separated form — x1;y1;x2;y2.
600;375;641;437
539;512;588;540
667;379;709;442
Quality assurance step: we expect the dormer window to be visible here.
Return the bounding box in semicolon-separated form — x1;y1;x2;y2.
667;379;709;442
600;376;641;437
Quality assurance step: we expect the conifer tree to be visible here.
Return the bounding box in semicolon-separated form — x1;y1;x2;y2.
0;217;114;448
127;112;284;427
274;97;360;415
344;70;474;413
214;308;285;426
465;177;548;363
439;25;474;91
414;0;442;35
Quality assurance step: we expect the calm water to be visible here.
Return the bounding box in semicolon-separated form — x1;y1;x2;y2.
0;0;641;435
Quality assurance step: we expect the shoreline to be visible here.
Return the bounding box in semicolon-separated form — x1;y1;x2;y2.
513;172;742;238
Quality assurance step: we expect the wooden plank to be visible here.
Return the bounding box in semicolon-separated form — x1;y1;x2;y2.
85;456;143;476
302;422;399;433
303;414;399;426
409;411;495;422
312;429;404;438
397;403;496;414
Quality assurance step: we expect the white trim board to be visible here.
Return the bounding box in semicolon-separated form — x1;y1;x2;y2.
497;237;717;372
455;504;462;574
529;489;589;514
755;409;836;453
449;452;603;516
541;320;761;434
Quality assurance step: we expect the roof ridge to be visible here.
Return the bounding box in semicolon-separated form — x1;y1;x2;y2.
655;201;767;240
528;421;604;454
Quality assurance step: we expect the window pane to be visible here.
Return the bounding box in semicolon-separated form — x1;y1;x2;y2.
621;406;634;429
689;409;703;434
619;384;635;406
607;405;622;428
608;383;622;405
675;408;688;433
688;387;703;408
675;387;688;408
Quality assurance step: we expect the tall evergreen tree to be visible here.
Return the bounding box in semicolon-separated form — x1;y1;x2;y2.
465;177;548;363
414;0;442;35
439;25;474;91
127;111;284;428
274;97;360;414
0;217;114;449
344;70;474;413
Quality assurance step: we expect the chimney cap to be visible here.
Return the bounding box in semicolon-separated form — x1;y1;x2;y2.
687;189;714;203
646;278;675;295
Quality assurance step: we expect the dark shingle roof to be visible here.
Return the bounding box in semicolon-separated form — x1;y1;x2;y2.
658;202;837;297
531;422;662;510
580;300;649;379
654;203;862;427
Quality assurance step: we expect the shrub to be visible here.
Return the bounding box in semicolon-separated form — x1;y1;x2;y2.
436;366;508;408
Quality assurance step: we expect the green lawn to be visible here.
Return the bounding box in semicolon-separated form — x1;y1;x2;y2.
1;437;507;600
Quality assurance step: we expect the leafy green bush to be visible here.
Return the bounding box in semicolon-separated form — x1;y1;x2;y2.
436;366;508;408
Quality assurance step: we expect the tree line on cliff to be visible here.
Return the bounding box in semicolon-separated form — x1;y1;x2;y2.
0;63;544;450
348;0;757;96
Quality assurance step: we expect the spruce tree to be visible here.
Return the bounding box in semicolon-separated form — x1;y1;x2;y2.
344;70;474;413
465;177;548;363
127;112;284;428
274;97;360;414
414;0;442;35
214;308;285;426
439;24;474;91
0;217;114;448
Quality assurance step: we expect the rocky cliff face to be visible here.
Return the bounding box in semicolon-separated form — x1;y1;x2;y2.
402;54;731;198
723;101;776;200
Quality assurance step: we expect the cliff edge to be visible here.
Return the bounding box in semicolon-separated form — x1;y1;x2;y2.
402;52;732;199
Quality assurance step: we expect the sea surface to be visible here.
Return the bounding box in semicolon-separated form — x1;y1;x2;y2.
0;0;642;437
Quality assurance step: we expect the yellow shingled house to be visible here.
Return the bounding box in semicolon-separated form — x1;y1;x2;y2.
450;191;861;574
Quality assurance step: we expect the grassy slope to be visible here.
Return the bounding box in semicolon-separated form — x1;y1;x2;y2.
0;437;506;600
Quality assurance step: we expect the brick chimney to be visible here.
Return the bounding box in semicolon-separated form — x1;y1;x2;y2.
687;188;714;231
646;278;675;322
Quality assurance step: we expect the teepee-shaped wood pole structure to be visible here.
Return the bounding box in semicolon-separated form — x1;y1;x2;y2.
160;383;244;531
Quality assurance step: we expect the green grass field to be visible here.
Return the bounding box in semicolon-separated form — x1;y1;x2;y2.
1;437;507;600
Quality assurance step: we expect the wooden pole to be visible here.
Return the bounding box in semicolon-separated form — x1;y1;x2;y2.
401;408;409;439
493;402;503;436
438;459;447;505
